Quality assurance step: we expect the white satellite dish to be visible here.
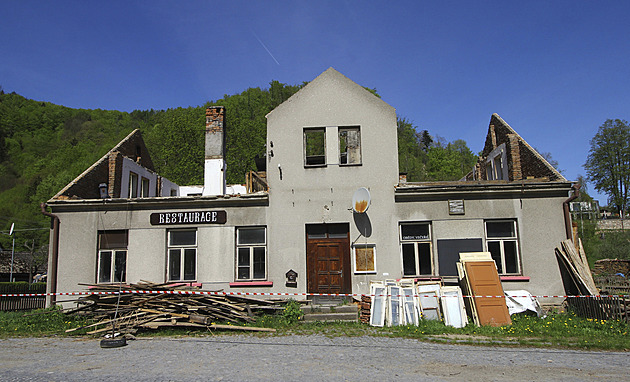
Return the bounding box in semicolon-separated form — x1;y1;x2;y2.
9;223;14;236
352;187;371;214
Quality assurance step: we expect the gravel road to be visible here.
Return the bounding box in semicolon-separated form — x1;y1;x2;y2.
0;335;628;381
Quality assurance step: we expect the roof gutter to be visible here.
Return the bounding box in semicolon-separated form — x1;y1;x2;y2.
40;203;59;307
563;183;580;241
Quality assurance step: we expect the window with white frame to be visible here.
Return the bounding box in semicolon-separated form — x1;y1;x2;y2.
400;223;433;276
304;128;326;166
140;177;150;197
353;243;376;273
97;230;128;283
485;144;508;180
236;227;266;280
339;126;361;165
167;230;197;281
485;220;520;274
128;171;139;198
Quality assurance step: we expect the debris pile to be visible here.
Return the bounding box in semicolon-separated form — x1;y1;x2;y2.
555;239;598;295
65;281;279;335
366;252;532;328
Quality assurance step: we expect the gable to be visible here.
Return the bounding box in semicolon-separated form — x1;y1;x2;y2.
471;114;565;182
266;67;395;124
52;129;156;200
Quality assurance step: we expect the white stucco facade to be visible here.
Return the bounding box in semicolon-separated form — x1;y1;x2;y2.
46;68;574;307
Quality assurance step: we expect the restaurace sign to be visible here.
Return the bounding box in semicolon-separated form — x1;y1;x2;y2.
150;211;227;225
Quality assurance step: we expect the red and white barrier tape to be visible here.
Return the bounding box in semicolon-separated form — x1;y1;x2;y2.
0;290;624;299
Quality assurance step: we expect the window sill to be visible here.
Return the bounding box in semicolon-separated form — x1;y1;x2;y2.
229;281;273;287
500;276;530;282
165;282;202;287
412;277;442;282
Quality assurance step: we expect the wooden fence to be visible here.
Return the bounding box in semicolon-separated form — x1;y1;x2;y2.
567;296;630;324
0;282;46;311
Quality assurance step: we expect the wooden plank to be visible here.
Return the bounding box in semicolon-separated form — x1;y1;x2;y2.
208;324;276;332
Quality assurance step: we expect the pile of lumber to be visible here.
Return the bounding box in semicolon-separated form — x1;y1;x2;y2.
64;281;280;335
555;239;598;296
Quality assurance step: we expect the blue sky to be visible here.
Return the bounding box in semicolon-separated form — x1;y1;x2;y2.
2;1;629;203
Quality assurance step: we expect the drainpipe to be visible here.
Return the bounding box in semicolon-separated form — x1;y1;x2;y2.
40;203;59;307
563;183;580;241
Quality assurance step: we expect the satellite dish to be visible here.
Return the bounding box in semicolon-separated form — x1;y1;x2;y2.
352;187;371;214
9;223;14;236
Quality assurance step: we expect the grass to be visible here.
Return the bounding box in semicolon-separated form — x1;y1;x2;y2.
0;307;92;337
1;308;628;351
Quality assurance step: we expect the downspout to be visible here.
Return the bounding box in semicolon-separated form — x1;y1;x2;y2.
563;183;580;241
40;203;59;307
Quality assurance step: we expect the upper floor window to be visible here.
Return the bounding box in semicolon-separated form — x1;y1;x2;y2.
339;127;361;165
97;230;128;283
236;227;267;280
485;220;520;274
128;172;139;198
486;144;507;180
304;128;326;166
400;223;433;276
140;177;150;197
167;230;197;281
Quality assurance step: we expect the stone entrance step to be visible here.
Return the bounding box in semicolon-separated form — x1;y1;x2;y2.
301;303;359;322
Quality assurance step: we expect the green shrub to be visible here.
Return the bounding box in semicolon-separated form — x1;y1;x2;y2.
282;299;304;324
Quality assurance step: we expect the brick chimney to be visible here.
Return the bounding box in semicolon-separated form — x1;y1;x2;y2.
203;106;226;196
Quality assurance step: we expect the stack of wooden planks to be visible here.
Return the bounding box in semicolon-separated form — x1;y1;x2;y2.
555;239;598;296
64;281;279;335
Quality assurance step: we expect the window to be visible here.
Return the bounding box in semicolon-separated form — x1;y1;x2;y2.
167;230;197;281
97;230;128;283
236;227;266;280
339;127;361;165
353;244;376;273
400;223;433;276
485;220;520;274
486;144;507;180
140;177;150;197
304;128;326;166
128;172;138;198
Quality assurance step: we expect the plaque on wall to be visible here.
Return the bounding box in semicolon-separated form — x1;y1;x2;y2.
448;200;465;215
150;211;227;225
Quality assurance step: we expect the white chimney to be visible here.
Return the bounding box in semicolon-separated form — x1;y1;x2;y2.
203;106;226;196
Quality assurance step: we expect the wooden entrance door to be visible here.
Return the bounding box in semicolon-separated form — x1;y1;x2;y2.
306;224;351;295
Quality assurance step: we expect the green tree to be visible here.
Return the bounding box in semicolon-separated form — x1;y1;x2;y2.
584;119;630;218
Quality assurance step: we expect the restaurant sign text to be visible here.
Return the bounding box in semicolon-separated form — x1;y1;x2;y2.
150;211;227;225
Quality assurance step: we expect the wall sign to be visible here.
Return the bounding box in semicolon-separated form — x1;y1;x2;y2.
448;200;465;215
150;211;227;225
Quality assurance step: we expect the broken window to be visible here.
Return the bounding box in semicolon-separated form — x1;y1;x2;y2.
485;220;520;274
140;177;150;197
304;128;326;166
168;229;197;281
400;223;433;276
339;127;361;165
353;244;376;273
236;227;266;280
486;144;508;180
97;230;128;283
128;172;138;198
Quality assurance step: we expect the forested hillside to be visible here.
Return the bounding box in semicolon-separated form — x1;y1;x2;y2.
0;82;477;253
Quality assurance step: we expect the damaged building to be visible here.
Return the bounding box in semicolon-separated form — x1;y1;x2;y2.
43;68;576;307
